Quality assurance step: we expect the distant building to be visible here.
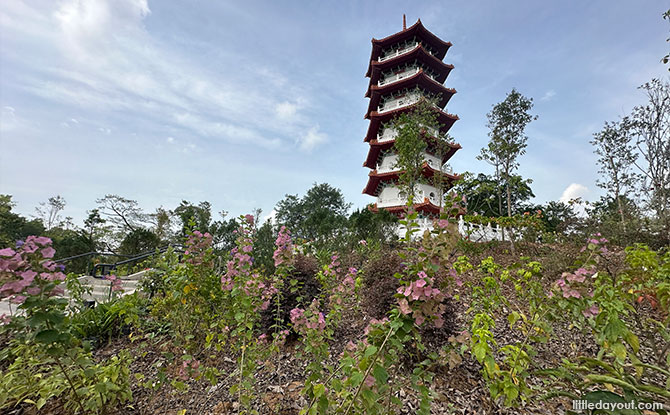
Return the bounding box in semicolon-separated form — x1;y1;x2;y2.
362;17;461;225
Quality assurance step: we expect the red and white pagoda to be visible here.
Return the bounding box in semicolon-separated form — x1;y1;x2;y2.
362;17;461;221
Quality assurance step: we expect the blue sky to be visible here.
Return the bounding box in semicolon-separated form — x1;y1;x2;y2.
1;0;668;224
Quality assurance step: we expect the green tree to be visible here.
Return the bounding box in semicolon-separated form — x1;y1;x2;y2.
454;172;534;217
0;195;45;248
118;228;161;256
347;208;398;244
478;89;537;220
34;195;66;231
628;79;670;244
275;183;351;244
389;99;440;205
174;200;212;236
590;119;639;234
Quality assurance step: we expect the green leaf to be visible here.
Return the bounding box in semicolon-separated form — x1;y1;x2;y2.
625;332;639;354
364;345;378;358
372;364;389;384
34;329;59;344
312;383;325;398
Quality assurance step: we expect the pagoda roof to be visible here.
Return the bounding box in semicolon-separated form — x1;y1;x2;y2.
364;105;459;142
365;71;456;118
362;162;460;196
368;198;443;216
366;19;452;77
367;46;454;89
363;137;462;169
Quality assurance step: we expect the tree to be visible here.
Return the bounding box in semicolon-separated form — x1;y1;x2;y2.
174;201;213;237
34;195;66;230
151;206;174;243
454;172;534;217
590;119;639;233
275;183;351;244
96;194;149;234
390;99;440;205
0;194;45;248
347;208;398;245
662;9;669;70
478;89;537;220
118;228;161;256
82;208;108;251
629;79;670;243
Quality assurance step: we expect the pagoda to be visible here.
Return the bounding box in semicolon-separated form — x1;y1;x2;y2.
362;16;461;220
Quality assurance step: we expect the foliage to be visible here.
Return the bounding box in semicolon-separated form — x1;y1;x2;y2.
0;195;45;249
275;183;351;245
118;228;161;256
455;172;535;217
478;89;536;225
590;119;639;236
0;236;132;414
389;99;440;203
34;195;67;231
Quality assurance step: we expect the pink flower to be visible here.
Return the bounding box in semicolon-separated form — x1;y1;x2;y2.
364;375;375;388
34;236;52;245
0;248;15;257
358;240;367;246
398;298;411;315
582;304;600;318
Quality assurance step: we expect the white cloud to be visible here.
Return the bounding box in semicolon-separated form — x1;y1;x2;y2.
299;125;327;152
559;183;589;203
166;136;174;143
4;0;317;151
261;209;277;225
275;101;298;120
98;127;111;134
540;90;556;101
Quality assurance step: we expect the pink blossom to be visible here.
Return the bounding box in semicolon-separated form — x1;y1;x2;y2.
33;236;52;245
358;240;367;246
364;375;375;388
582;304;600;318
40;247;56;259
0;248;16;257
398;298;411;315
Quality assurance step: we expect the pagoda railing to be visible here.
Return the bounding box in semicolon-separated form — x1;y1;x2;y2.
378;42;420;62
378;67;420;86
378;93;421;113
377;128;398;142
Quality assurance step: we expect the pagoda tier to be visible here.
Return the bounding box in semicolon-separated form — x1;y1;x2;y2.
364;104;458;143
362;161;460;196
364;71;456;119
363;136;462;169
369;198;443;215
366;47;454;96
365;19;452;77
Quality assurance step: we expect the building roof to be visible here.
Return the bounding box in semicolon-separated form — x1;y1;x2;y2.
365;19;452;77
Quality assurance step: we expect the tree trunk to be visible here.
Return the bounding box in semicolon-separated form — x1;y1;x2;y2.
506;179;516;254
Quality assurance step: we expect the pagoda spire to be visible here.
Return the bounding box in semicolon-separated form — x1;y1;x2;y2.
403;14;406;30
